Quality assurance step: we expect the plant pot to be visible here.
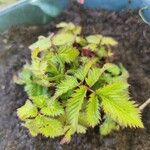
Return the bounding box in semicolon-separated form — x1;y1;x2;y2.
0;0;69;32
0;0;150;32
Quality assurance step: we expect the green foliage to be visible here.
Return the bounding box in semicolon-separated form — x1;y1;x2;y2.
57;46;79;63
96;82;143;128
16;22;143;143
100;116;119;136
86;67;102;87
24;115;63;137
17;100;38;121
29;36;51;51
66;86;87;128
86;93;100;127
41;100;64;117
55;75;79;98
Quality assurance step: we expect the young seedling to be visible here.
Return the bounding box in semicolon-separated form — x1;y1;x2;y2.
16;22;143;144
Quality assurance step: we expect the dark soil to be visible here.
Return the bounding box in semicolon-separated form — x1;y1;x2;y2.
0;2;150;150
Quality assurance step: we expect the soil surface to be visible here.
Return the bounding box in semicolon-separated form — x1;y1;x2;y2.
0;2;150;150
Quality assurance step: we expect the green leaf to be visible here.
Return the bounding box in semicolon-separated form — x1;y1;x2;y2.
75;58;97;81
78;113;89;127
58;46;79;63
105;63;120;76
77;124;87;134
40;117;63;138
97;47;108;58
61;90;74;100
31;48;40;60
52;33;75;46
74;68;85;81
85;67;102;87
97;82;144;128
55;75;78;97
86;35;102;44
17;100;38;121
31;59;47;76
15;65;32;84
24;118;40;137
31;95;47;108
25;83;48;97
33;75;51;87
100;65;129;84
66;86;87;128
101;37;118;46
96;81;129;95
41;100;64;117
57;22;81;35
61;127;75;144
84;43;97;51
86;93;100;127
56;22;74;29
76;36;87;46
29;36;51;51
100;116;119;136
25;115;63;138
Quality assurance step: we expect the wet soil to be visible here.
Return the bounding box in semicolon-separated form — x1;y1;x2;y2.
0;2;150;150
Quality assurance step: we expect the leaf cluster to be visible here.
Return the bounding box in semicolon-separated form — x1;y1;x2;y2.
16;22;143;143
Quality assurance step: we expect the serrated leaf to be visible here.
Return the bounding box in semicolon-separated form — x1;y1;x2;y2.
55;75;78;97
17;100;38;121
97;47;108;58
76;36;87;46
41;100;64;117
66;86;87;128
75;58;97;81
33;75;51;87
52;33;75;46
73;26;82;35
40;117;63;138
86;35;102;44
31;48;40;60
77;124;87;134
31;59;47;76
58;46;79;63
96;82;143;128
57;22;81;35
86;93;100;127
84;43;97;51
29;36;51;51
31;95;47;108
85;67;102;87
15;65;32;84
46;61;59;75
96;81;129;95
101;37;118;46
56;22;74;29
24;119;40;137
61;127;75;144
25;115;63;138
61;90;74;100
25;83;48;97
106;64;120;76
74;67;85;81
101;66;129;84
100;116;119;136
78;112;89;127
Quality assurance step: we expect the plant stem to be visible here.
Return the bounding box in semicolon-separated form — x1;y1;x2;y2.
139;98;150;111
87;87;95;93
